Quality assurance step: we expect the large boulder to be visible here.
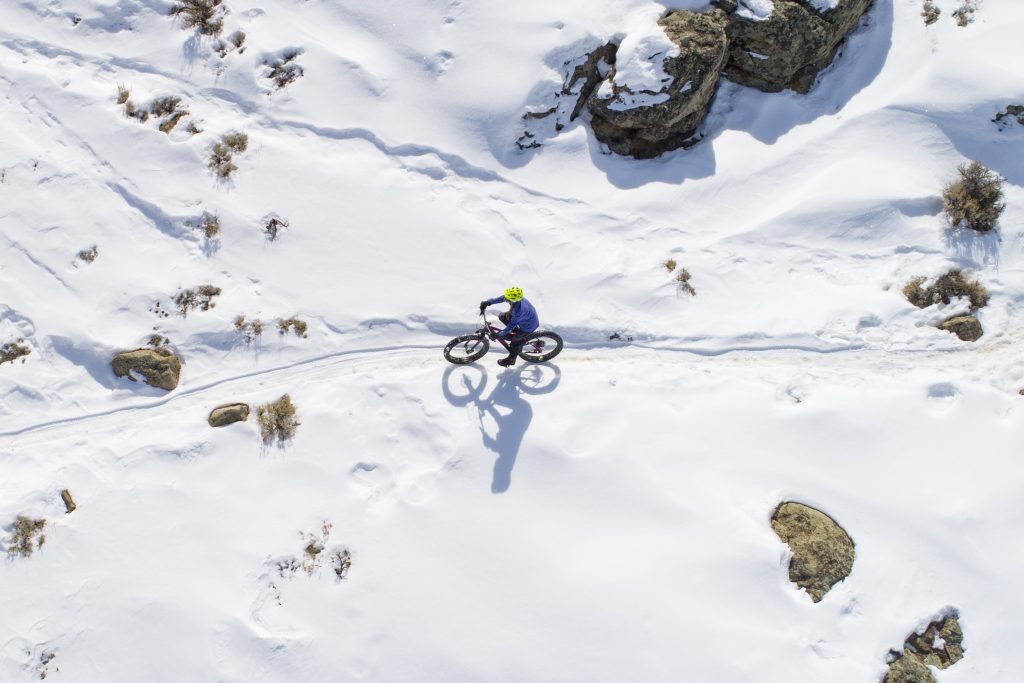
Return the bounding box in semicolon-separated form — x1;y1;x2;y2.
111;348;181;391
770;501;855;602
587;9;730;158
938;315;983;342
723;0;875;93
208;402;250;427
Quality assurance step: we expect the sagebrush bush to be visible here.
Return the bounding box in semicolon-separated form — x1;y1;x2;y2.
6;516;45;557
233;314;264;345
169;0;225;36
277;317;308;338
173;284;222;316
921;0;940;25
675;268;696;296
1;341;31;366
663;258;677;272
943;161;1005;232
208;133;248;179
257;393;300;445
903;269;989;310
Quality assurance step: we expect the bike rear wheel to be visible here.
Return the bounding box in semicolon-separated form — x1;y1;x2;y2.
517;331;563;363
443;334;490;364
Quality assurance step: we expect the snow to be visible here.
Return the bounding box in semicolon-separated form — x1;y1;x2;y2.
598;7;680;110
737;0;775;21
2;0;1024;680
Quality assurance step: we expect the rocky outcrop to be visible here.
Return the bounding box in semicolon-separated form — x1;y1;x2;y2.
208;402;250;427
587;10;730;158
724;0;875;93
111;348;181;390
574;0;875;157
882;614;964;683
770;501;855;602
939;315;983;342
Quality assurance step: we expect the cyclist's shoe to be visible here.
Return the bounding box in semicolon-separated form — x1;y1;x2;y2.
496;356;516;367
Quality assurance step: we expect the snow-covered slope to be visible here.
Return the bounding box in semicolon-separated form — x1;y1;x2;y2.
1;0;1022;680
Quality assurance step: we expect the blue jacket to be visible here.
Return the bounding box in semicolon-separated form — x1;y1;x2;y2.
485;295;539;338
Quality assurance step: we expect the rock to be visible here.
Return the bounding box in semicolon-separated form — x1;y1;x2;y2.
723;0;875;93
587;9;730;158
994;104;1024;130
208;402;250;427
938;315;982;342
882;652;935;683
60;489;76;514
882;614;965;682
905;615;964;669
111;348;182;391
770;501;855;602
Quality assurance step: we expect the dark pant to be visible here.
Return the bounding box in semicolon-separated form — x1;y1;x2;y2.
498;312;527;358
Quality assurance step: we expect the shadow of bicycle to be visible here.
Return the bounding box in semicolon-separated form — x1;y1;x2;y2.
442;363;562;494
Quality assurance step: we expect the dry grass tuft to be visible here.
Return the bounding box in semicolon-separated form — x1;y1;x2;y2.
675;268;696;296
233;314;264;345
921;0;940;24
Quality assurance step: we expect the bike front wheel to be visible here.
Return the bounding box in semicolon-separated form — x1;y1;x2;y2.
443;334;490;364
517;331;563;363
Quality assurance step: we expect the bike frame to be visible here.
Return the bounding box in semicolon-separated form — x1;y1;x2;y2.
478;309;520;351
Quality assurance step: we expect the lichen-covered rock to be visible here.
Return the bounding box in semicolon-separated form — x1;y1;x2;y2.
882;652;935;683
208;402;250;427
724;0;875;93
111;348;181;391
587;9;730;158
938;315;983;342
770;501;855;602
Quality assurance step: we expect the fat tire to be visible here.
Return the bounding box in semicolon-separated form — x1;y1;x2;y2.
518;331;563;363
443;334;490;364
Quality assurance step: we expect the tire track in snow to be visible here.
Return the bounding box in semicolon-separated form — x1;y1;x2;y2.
2;334;1020;445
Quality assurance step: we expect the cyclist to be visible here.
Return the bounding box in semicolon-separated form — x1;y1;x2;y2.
479;287;539;367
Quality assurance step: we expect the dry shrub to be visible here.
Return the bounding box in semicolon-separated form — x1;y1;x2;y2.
663;257;677;272
675;268;696;296
1;341;31;366
952;0;975;26
233;314;264;345
222;132;248;152
6;516;45;557
147;334;170;347
265;50;305;89
169;0;225;36
173;284;222;316
257;393;300;446
921;0;940;24
943;161;1005;232
116;84;131;105
277;317;308;338
198;211;220;238
208;133;248;179
903;269;989;310
262;214;290;241
208;142;237;179
77;245;99;263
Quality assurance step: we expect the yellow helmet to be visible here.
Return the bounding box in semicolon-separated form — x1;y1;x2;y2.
503;286;523;302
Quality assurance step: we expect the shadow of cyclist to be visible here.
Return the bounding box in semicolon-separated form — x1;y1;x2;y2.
442;363;561;494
